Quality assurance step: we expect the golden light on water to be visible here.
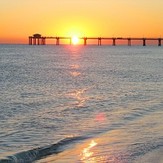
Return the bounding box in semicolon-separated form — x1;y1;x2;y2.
80;140;97;161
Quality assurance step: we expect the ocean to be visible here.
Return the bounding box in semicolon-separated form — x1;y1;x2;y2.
0;45;163;163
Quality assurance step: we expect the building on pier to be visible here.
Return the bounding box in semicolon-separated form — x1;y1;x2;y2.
29;34;46;45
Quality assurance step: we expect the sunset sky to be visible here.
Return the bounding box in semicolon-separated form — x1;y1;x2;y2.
0;0;163;43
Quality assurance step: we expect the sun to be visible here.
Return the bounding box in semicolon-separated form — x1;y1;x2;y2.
72;36;79;45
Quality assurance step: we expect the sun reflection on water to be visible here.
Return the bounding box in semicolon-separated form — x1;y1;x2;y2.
69;64;81;77
70;71;81;77
67;45;83;59
70;64;80;69
80;140;97;161
67;88;88;107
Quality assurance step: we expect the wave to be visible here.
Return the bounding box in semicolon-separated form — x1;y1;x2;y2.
0;136;89;163
1;127;163;163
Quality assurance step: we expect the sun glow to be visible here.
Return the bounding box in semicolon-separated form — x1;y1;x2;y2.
72;36;79;45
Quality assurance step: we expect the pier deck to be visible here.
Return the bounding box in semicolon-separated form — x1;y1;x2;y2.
29;34;162;46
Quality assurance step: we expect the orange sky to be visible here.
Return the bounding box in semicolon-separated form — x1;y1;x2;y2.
0;0;163;44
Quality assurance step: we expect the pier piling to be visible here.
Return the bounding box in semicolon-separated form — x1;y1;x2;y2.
112;38;116;46
128;38;131;46
158;38;161;46
98;37;101;46
143;38;146;46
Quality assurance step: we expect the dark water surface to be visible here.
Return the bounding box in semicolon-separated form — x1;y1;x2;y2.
0;45;163;162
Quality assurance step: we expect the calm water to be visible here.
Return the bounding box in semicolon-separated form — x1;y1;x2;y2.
0;45;163;163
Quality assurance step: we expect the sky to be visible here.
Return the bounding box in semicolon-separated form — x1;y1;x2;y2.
0;0;163;43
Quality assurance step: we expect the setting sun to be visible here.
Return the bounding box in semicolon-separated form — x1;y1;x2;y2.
72;36;79;45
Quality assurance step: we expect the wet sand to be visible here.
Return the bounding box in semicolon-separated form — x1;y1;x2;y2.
133;147;163;163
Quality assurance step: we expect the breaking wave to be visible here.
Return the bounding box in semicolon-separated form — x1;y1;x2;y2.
0;136;88;163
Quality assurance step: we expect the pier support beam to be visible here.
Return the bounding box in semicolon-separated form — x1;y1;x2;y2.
56;37;60;45
37;38;40;45
143;38;146;46
158;38;161;46
84;37;87;45
29;37;32;45
128;38;131;46
98;37;101;46
112;38;116;46
33;38;36;45
41;37;46;45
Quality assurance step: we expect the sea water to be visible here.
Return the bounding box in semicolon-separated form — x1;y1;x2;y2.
0;45;163;163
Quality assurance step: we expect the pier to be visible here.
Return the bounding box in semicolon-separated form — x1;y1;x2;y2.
29;34;162;46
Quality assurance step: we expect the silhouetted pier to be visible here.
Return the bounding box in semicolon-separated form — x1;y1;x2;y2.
29;34;162;46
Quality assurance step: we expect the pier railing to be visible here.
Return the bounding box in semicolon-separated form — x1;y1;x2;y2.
29;35;162;46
